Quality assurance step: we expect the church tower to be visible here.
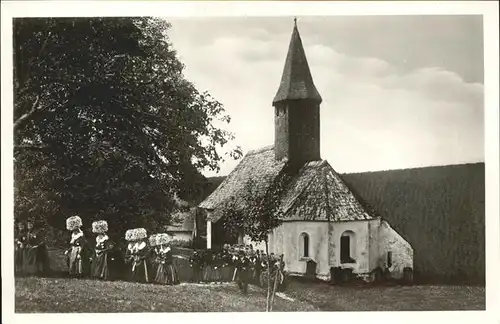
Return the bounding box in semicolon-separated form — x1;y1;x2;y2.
273;18;322;165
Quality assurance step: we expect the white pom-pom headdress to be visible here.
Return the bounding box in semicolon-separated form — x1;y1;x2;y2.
125;228;147;242
151;233;169;247
92;220;108;234
66;215;82;231
149;233;170;247
148;234;157;247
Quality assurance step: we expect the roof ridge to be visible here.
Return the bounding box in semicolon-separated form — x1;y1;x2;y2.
246;145;274;156
340;162;485;175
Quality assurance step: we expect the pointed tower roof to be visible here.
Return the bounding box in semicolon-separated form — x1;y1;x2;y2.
273;18;322;105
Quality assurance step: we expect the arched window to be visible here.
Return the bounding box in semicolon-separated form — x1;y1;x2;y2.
299;232;309;258
387;251;393;268
340;231;356;264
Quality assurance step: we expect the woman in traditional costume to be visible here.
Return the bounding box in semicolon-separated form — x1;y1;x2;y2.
15;221;26;276
152;233;179;285
202;249;214;282
189;250;203;283
212;251;223;284
164;241;180;285
65;216;91;278
91;220;116;280
252;250;262;286
247;251;258;285
235;250;251;294
124;228;151;283
220;245;234;282
149;234;158;278
230;247;241;282
23;219;50;276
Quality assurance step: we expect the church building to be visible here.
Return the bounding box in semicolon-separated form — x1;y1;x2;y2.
199;20;414;282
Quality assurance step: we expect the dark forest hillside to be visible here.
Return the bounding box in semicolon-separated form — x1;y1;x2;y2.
341;163;485;284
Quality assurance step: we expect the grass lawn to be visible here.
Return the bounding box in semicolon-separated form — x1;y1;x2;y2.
15;276;485;313
15;277;317;312
16;246;483;312
285;280;485;311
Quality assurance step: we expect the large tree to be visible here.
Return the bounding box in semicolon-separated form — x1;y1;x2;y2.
13;17;241;244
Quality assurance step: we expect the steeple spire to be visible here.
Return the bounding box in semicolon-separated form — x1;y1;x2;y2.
272;18;322;105
272;18;322;164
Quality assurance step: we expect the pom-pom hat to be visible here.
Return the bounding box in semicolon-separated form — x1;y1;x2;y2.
149;233;170;247
92;220;108;234
156;233;170;246
125;228;147;242
66;215;82;231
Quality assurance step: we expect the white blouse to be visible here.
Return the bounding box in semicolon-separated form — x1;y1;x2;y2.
96;234;109;244
70;230;84;244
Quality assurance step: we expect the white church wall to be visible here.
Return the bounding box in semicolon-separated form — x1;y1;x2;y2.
328;220;371;274
267;221;330;280
242;235;267;252
377;220;414;279
368;218;382;271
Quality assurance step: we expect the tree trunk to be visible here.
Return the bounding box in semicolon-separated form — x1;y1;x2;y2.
265;240;271;312
269;254;283;311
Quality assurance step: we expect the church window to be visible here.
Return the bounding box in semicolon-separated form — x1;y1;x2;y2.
387;251;393;268
299;232;309;258
340;231;356;264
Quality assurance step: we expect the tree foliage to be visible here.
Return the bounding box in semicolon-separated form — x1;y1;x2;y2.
218;177;285;246
13;17;242;242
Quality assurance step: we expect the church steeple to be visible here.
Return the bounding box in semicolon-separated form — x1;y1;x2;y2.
273;18;322;105
273;18;322;164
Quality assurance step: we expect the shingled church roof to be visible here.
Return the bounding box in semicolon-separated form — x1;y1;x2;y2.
199;146;287;211
273;19;322;105
280;160;371;221
199;146;372;222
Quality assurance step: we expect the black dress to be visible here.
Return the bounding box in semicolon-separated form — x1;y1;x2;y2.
220;251;234;282
125;241;153;283
67;231;92;278
91;235;116;280
164;248;180;285
22;231;49;275
202;250;213;282
236;254;251;294
189;252;203;283
15;230;26;275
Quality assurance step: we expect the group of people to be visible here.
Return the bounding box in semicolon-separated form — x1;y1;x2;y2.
64;216;180;285
189;244;286;294
15;216;287;293
15;219;50;276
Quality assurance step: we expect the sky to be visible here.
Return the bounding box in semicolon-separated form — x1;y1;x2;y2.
167;15;484;177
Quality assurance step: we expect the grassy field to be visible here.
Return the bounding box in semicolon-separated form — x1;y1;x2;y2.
16;246;483;312
285;280;485;311
15;277;317;312
15;276;485;312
